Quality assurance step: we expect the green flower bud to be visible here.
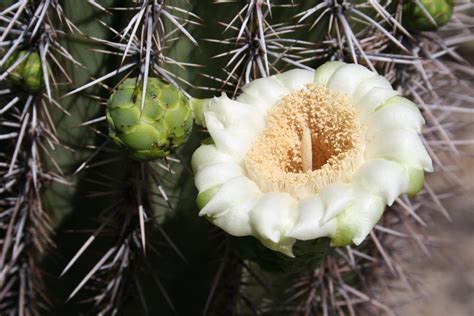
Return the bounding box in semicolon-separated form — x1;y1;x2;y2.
403;0;454;31
5;51;44;92
107;78;193;160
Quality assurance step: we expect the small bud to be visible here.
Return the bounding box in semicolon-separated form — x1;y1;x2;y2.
106;78;193;160
5;51;44;92
403;0;454;31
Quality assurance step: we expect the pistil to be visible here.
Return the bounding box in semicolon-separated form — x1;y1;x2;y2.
245;84;366;200
301;126;313;172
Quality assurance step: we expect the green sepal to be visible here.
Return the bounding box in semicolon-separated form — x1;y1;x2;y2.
107;106;140;133
120;124;162;150
190;97;211;127
407;167;425;197
331;211;354;247
196;185;221;210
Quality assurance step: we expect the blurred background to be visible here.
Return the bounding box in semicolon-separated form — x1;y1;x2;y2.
393;40;473;316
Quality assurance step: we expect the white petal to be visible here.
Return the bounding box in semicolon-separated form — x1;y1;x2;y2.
332;189;385;246
234;93;261;111
353;159;408;205
313;61;345;86
327;64;377;96
200;176;261;218
352;75;393;102
275;69;314;91
191;144;236;173
194;162;244;192
205;112;256;159
319;184;354;224
213;195;260;236
249;192;298;243
236;76;290;112
356;87;399;122
366;129;433;172
365;96;424;139
207;93;265;132
287;197;337;240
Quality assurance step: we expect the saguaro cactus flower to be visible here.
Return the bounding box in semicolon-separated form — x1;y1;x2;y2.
191;62;432;256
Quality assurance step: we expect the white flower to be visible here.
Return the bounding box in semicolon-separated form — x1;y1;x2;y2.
191;62;432;257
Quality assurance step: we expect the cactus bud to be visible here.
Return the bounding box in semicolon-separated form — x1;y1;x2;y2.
106;78;193;160
5;51;44;92
403;0;454;31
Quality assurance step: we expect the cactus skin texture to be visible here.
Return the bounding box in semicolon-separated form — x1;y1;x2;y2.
5;51;43;92
106;78;194;160
403;0;454;31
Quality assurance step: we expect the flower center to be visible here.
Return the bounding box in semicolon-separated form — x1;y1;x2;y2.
245;84;365;200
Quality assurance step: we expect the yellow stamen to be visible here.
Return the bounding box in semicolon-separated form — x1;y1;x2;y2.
245;84;365;200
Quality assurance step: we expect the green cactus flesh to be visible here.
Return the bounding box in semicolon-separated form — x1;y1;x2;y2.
107;78;193;160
